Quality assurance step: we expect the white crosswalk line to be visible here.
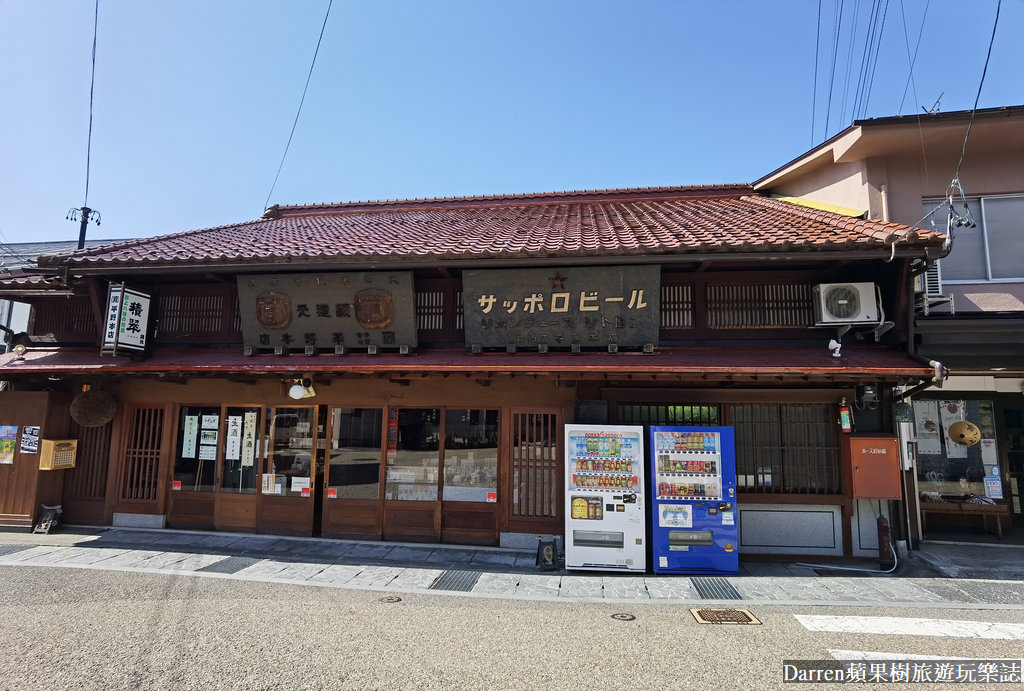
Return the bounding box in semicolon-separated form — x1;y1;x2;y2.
829;649;1023;661
796;614;1024;640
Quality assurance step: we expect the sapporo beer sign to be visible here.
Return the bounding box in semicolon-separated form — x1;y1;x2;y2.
463;265;660;349
102;282;151;355
237;272;417;351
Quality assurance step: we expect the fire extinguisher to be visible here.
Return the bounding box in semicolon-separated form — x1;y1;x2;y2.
839;397;853;433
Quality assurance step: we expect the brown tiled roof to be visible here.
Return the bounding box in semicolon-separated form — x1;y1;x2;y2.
36;186;943;271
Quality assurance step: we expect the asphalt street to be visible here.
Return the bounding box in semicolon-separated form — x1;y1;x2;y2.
2;566;1022;691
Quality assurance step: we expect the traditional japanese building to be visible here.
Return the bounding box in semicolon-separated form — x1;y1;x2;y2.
0;184;944;558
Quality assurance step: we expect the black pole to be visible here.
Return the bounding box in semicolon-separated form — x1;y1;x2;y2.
77;206;91;250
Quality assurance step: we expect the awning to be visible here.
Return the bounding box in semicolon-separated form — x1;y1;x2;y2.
0;345;934;384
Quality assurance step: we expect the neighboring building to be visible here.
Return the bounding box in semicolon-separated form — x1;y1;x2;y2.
0;240;125;350
755;105;1024;542
0;185;942;561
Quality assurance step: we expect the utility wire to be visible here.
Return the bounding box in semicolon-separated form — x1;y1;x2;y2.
263;0;333;213
857;0;889;119
824;0;845;138
897;0;929;114
953;0;1001;184
83;0;100;207
812;0;822;145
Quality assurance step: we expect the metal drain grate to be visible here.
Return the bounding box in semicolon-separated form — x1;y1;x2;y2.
0;545;30;558
196;556;262;574
691;576;743;600
690;608;761;625
428;569;482;592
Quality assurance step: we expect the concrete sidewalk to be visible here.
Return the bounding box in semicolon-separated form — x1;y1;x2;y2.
2;527;1023;607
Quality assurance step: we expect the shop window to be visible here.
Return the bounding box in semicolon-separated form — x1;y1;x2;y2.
386;409;441;501
172;406;219;492
442;409;498;502
263;407;316;497
384;408;499;502
914;399;1001;500
220;406;261;494
327;408;383;499
726;402;839;494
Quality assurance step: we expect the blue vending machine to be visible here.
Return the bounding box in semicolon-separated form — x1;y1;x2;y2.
649;426;738;574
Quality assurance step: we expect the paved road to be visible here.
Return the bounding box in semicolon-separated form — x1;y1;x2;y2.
2;567;1022;691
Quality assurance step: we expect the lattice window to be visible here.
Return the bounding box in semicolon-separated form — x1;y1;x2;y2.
616;404;719;426
155;285;239;345
30;297;96;343
707;283;814;329
66;421;112;501
120;406;164;502
510;412;560;521
661;284;694;329
416;290;445;331
725;402;839;494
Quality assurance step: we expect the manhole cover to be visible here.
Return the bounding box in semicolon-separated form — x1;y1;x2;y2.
378;596;403;603
690;608;761;625
611;613;636;621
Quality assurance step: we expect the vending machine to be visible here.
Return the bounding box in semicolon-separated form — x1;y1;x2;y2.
564;424;646;572
649;426;738;575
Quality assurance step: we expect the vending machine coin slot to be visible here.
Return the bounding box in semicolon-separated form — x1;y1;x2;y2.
621;493;637;504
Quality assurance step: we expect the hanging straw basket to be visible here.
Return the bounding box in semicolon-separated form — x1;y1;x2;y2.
70;389;119;427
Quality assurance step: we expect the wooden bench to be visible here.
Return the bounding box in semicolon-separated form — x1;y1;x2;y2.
920;501;1011;539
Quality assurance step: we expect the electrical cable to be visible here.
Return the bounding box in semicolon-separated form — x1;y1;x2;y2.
812;0;822;145
951;0;1001;185
797;501;899;574
824;0;845;138
897;0;929;114
857;0;889;119
83;0;99;208
263;0;334;213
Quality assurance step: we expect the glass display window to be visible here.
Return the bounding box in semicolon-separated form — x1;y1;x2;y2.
221;406;261;494
442;409;498;502
263;407;317;497
326;408;383;499
915;399;1001;500
173;406;220;492
385;408;441;501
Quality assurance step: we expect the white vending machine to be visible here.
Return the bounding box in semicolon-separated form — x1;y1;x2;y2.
564;424;646;572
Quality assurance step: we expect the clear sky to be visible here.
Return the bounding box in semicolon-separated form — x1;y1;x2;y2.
0;1;1019;245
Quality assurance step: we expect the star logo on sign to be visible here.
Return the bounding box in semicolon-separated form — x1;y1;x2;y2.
549;273;567;289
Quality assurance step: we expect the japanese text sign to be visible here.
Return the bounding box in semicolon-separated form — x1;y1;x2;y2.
463;265;660;348
102;283;151;354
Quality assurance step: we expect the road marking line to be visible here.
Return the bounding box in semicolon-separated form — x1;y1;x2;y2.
796;614;1024;640
829;650;1024;661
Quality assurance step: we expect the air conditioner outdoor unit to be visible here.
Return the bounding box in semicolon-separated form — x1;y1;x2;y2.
813;282;880;325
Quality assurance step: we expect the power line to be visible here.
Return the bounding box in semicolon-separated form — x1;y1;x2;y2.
857;0;889;119
812;0;822;145
66;0;102;250
263;0;334;213
953;0;1001;185
897;0;929;114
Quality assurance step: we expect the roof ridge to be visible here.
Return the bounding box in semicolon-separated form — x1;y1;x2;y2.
265;184;754;218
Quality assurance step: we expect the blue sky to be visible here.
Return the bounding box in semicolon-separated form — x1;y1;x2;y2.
0;1;1019;245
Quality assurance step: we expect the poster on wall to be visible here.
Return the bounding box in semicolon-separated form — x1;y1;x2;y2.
20;426;39;454
182;416;199;459
0;426;17;464
225;416;242;461
241;411;257;467
912;400;942;456
201;415;219;429
938;400;969;459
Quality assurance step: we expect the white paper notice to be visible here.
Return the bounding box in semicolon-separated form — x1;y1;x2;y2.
201;415;219;429
182;416;199;459
241;411;257;467
198;444;217;461
939;400;968;459
980;439;998;464
262;474;275;494
291;476;311;493
225;416;242;461
913;401;942;456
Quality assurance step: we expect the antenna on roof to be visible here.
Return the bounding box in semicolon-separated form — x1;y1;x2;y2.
922;92;943;115
67;0;101;250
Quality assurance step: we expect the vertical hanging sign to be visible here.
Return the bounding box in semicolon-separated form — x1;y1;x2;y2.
102;282;152;356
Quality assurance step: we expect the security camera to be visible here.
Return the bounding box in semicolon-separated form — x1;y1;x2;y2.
828;339;842;358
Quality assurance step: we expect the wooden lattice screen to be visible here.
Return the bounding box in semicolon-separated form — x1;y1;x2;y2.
65;421;111;501
120;406;164;502
508;410;562;533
